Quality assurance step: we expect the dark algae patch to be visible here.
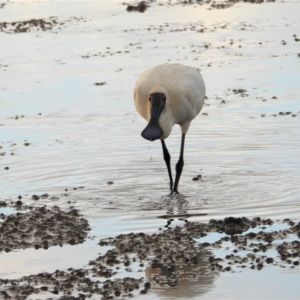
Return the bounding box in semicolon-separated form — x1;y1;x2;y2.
0;16;90;34
125;0;276;11
0;18;55;33
0;204;300;300
126;1;148;12
0;206;90;252
0;215;299;299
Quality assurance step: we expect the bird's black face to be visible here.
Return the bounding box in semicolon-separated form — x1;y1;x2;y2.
141;92;166;141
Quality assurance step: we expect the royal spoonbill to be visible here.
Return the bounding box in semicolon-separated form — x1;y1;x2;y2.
134;63;206;193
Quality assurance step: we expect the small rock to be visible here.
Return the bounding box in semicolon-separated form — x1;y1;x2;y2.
265;257;274;264
257;263;264;270
127;1;147;13
144;282;151;290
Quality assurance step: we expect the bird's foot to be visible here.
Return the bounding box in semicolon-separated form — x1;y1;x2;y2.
169;189;179;196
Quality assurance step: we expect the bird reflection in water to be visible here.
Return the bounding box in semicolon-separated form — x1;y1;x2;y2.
144;209;217;299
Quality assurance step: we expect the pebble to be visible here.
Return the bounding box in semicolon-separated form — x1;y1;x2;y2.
265;257;274;264
32;194;40;200
127;1;147;13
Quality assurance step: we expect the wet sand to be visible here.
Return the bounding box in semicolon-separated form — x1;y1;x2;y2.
1;0;300;299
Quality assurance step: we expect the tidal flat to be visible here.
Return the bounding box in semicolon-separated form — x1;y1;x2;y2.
1;0;300;299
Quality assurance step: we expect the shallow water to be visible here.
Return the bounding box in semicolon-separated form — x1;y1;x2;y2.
1;0;300;298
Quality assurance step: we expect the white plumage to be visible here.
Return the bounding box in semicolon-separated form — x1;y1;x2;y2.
134;63;206;193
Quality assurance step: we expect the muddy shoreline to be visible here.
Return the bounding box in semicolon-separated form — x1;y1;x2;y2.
1;198;300;299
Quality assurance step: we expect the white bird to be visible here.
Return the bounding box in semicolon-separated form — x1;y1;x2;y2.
134;63;206;194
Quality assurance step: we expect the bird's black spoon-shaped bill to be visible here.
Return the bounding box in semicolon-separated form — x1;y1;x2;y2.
141;118;163;141
141;94;165;141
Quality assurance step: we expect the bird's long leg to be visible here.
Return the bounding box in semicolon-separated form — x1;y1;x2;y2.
173;134;186;194
161;140;173;192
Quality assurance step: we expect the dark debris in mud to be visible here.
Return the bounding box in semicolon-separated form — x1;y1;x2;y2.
97;216;300;290
0;19;55;33
0;270;144;300
0;16;88;34
209;0;275;10
0;2;7;9
232;88;249;97
192;174;202;181
124;0;276;11
79;23;258;61
94;82;106;86
0;215;300;299
260;111;300;118
99;216;300;275
126;1;148;12
7;115;25;120
0;205;90;252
